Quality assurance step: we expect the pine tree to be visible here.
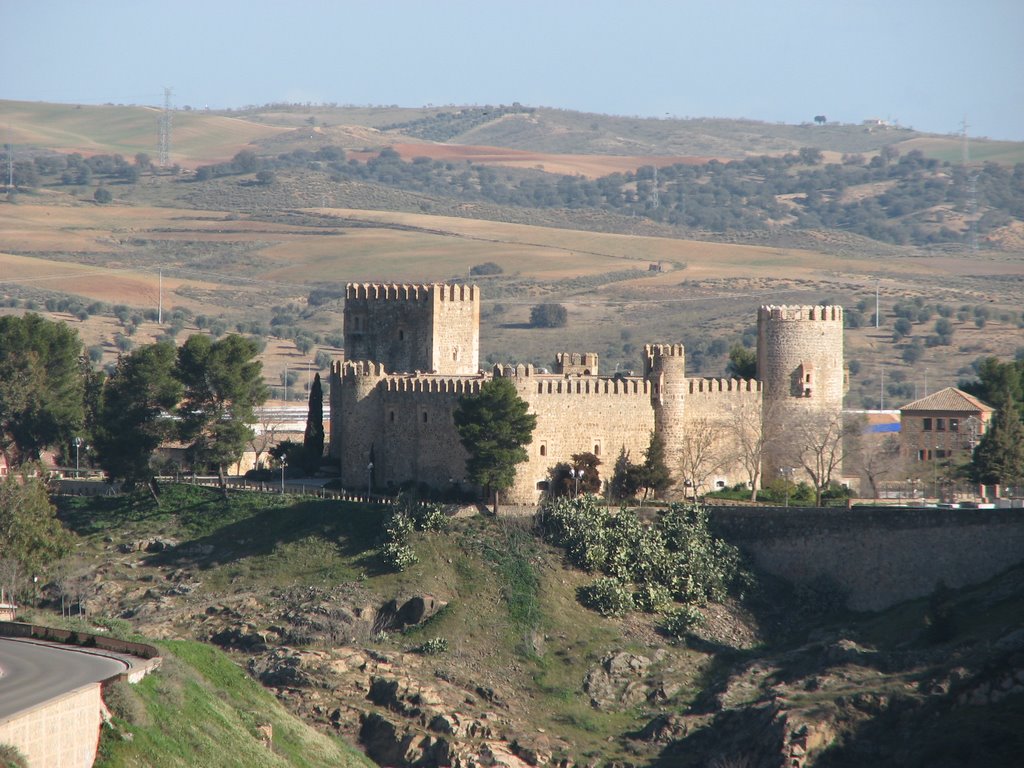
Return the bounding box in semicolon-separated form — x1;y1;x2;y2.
454;377;536;513
971;394;1024;487
303;373;325;474
639;431;672;500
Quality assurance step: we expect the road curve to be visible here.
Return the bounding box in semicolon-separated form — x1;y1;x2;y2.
0;637;128;721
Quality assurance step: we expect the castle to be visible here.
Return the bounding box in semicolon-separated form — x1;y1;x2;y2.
329;283;847;505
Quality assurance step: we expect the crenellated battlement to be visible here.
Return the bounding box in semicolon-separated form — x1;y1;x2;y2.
340;360;387;379
759;304;844;323
644;343;685;359
345;282;479;303
687;377;762;395
530;376;651;397
382;375;485;395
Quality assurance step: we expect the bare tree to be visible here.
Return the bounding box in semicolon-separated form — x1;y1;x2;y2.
730;401;785;501
785;409;855;506
856;432;901;499
248;408;288;473
678;417;726;498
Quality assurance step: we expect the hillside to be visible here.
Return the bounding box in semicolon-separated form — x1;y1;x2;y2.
43;486;1024;767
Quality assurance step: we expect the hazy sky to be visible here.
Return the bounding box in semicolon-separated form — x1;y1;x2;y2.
5;0;1023;140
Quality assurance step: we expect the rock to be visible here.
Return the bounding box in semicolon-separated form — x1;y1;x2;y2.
248;648;326;688
584;652;652;709
373;594;448;633
632;714;688;744
145;538;178;553
211;626;269;652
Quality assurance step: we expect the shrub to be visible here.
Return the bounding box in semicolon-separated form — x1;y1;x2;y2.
578;577;634;617
529;303;568;328
415;637;449;655
469;261;503;276
93;187;112;204
633;581;672;613
380;511;418;571
658;604;706;641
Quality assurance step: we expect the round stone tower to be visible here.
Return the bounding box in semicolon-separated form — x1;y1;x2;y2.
644;344;687;483
757;305;847;474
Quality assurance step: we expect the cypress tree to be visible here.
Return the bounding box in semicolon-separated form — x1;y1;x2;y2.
303;373;325;474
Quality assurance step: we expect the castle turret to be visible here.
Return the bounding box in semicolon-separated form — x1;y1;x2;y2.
334;360;386;488
757;305;847;474
344;283;479;375
644;344;686;485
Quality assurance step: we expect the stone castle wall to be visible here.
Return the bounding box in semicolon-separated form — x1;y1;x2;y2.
503;370;656;502
711;506;1024;610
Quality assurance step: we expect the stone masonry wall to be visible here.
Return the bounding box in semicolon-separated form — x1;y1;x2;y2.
506;374;656;504
710;507;1024;611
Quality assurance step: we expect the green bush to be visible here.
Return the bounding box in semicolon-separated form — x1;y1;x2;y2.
658;604;706;641
578;577;634;617
415;637;449;655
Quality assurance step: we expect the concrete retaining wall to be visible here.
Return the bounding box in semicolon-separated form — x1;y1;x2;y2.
0;684;104;768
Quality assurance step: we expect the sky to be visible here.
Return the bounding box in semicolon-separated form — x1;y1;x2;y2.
3;0;1023;141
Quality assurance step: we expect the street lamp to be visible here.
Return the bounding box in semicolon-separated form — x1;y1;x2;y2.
73;436;82;478
280;458;287;494
780;467;795;507
569;467;579;496
367;462;374;499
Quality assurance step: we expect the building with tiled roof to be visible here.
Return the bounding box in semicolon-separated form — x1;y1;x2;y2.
899;386;994;471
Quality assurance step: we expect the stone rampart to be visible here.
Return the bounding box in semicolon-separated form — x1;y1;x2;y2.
710;507;1024;611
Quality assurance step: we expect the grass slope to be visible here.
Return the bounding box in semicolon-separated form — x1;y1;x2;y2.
97;639;373;768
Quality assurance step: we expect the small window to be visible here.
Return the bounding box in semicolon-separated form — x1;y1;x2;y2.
805;373;811;383
422;411;428;423
399;329;405;341
918;449;927;461
539;444;547;457
594;444;601;456
950;418;959;432
936;418;945;431
389;411;395;423
923;418;932;431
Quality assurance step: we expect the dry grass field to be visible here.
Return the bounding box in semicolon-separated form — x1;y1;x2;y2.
1;194;1021;408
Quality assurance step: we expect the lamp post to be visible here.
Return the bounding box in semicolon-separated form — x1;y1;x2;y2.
367;462;373;499
569;467;579;496
280;458;287;494
73;436;82;477
933;446;939;501
780;467;794;507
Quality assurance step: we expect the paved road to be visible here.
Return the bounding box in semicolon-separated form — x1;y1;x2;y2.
0;637;128;721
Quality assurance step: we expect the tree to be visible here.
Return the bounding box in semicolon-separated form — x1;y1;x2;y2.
637;431;672;501
470;262;503;276
678;417;726;498
548;451;601;497
785;410;854;506
729;400;785;501
855;431;901;499
93;342;182;496
94;186;112;204
454;377;536;513
610;447;642;502
176;334;268;491
0;466;72;597
726;344;757;379
971;395;1024;488
233;150;259;174
529;303;568;328
302;372;325;474
255;169;276;186
814;115;827;126
0;314;85;466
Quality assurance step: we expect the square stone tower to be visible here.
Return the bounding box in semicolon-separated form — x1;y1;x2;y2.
343;283;479;375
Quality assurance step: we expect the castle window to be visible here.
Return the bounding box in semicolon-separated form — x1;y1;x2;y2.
539;444;547;457
399;329;405;341
593;443;601;456
923;418;932;431
389;411;395;423
422;411;428;423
